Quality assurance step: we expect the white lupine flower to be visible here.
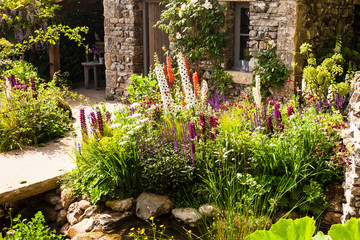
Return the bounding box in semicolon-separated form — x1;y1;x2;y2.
200;80;208;111
181;3;186;11
155;64;175;114
177;53;197;108
253;75;261;107
203;0;212;9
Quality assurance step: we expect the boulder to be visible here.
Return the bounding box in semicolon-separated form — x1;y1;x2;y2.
198;204;216;217
136;193;173;220
93;212;132;230
78;200;91;211
61;188;74;210
45;192;61;206
59;222;70;235
172;208;201;225
322;212;342;225
72;232;105;240
55;201;63;211
79;205;101;221
105;197;134;212
67;202;84;225
67;218;94;239
57;209;68;226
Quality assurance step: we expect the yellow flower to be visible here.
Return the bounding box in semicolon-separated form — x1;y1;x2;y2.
160;225;164;228
149;216;154;221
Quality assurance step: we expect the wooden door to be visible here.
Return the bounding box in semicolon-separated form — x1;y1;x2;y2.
143;1;169;74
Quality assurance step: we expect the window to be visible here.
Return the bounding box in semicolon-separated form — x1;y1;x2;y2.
233;2;250;71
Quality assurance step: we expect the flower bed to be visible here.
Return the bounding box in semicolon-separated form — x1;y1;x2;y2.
62;53;354;238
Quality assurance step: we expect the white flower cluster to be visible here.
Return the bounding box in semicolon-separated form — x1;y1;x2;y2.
177;53;198;108
155;64;175;114
252;75;261;107
203;0;212;9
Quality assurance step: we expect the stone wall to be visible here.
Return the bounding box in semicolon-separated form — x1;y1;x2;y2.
342;72;360;222
294;0;355;77
103;0;143;96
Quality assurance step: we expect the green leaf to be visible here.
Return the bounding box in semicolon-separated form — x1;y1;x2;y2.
245;217;316;240
329;218;360;240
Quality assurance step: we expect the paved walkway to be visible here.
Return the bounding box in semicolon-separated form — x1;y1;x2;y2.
0;88;119;204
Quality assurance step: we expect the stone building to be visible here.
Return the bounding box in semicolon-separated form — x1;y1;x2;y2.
103;0;360;96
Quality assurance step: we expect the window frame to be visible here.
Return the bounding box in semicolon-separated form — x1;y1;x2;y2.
233;2;250;71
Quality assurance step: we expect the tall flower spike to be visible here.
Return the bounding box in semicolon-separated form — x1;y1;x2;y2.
193;72;199;97
177;53;197;108
96;110;104;136
200;80;208;111
184;57;191;80
253;75;261;107
80;108;87;139
155;62;175;115
166;55;174;88
30;76;37;99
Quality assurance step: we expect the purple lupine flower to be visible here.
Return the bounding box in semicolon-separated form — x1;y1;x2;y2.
30;76;37;99
189;122;196;165
199;113;206;136
266;97;271;106
77;142;82;153
273;103;282;128
96;110;104;136
8;75;16;88
105;111;111;123
314;119;319;123
171;121;179;154
267;116;273;134
89;112;97;127
215;91;220;110
79;108;87;138
181;121;188;160
287;106;294;117
208;115;219;141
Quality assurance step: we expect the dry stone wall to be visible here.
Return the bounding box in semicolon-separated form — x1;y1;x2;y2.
342;72;360;222
103;0;143;96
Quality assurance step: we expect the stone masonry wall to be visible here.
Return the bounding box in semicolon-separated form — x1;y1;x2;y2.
342;72;360;222
294;0;355;78
103;0;143;96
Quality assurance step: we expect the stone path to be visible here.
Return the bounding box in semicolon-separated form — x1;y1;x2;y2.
0;88;119;204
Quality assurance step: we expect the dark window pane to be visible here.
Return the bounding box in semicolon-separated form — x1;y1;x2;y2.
240;36;249;60
240;8;250;34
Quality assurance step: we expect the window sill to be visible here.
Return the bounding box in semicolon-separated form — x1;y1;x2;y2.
225;70;253;85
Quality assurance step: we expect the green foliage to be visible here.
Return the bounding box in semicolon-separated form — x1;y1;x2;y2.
156;0;228;66
2;211;63;240
0;60;39;84
245;217;360;240
0;75;73;152
127;74;159;102
253;49;289;96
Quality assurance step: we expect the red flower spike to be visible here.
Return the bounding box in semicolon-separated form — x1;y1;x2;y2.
167;55;174;88
193;71;199;97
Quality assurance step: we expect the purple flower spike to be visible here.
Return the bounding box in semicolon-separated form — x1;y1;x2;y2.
171;121;179;154
90;112;97;127
188;122;196;165
77;142;82;153
105;111;111;123
96;110;104;136
287;106;294;117
30;76;37;99
8;74;16;88
199;113;206;137
267;116;273;134
181;121;188;160
80;108;87;138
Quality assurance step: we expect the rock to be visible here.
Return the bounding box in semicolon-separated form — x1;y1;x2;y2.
136;193;173;220
172;208;201;225
105;197;134;212
94;212;131;230
72;232;105;240
61;188;74;210
45;193;61;206
60;222;70;235
199;204;216;217
67;202;84;225
55;201;63;211
79;205;101;221
57;209;68;226
322;212;342;225
78;200;91;211
37;202;57;222
67;218;94;239
4;200;26;213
